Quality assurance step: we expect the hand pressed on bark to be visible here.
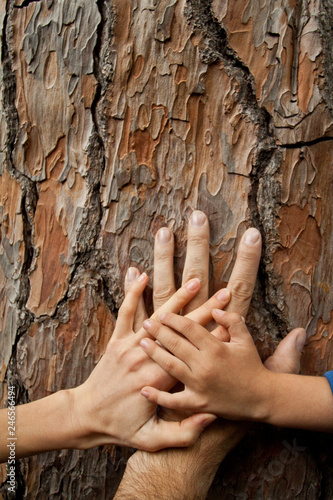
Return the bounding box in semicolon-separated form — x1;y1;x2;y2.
66;273;230;453
140;310;333;432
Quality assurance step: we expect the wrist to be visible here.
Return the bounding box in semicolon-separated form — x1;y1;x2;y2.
259;373;333;431
13;390;82;459
248;368;278;423
67;383;103;450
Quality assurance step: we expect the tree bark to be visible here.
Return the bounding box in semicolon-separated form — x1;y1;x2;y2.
0;0;332;498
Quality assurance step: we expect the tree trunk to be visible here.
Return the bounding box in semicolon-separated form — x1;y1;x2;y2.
0;0;332;498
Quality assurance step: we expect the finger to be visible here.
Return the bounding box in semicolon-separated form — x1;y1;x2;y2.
141;386;193;412
143;413;217;451
151;278;201;319
226;228;262;317
142;317;198;363
159;312;211;350
140;336;190;381
136;278;203;342
153;227;176;310
125;267;148;330
186;288;231;326
264;328;306;374
182;211;210;314
113;273;149;339
212;310;252;344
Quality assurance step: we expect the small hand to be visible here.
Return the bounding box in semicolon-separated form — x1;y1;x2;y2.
140;310;306;422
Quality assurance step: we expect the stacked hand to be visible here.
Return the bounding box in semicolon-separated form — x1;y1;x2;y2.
70;273;231;452
139;310;303;421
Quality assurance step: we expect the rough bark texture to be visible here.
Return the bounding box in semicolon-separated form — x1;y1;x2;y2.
0;0;332;498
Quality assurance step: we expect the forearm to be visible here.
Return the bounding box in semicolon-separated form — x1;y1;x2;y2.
0;389;81;462
115;420;248;500
263;373;333;432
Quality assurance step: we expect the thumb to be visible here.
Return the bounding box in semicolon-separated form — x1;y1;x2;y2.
146;413;217;451
124;267;148;331
264;328;306;374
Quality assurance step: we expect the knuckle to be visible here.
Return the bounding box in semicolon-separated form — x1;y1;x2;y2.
183;268;207;285
155;245;173;260
167;336;181;354
238;248;259;265
201;369;212;384
230;278;254;302
179;318;193;337
119;302;133;317
164;358;175;374
153;284;175;303
228;312;243;324
187;233;209;247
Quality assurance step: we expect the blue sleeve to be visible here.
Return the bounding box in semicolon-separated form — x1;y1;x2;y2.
324;371;333;394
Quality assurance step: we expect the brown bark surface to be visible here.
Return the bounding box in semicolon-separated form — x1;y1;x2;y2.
0;0;332;498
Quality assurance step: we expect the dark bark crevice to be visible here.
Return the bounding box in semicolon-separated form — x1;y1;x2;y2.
1;0;37;418
281;136;333;149
185;0;289;338
13;0;41;9
72;1;119;315
319;0;333;114
2;0;38;322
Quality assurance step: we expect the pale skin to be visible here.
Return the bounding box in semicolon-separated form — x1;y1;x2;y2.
115;211;307;500
0;274;235;463
140;310;333;432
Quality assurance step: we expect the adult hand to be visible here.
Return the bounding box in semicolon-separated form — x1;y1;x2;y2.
69;274;230;452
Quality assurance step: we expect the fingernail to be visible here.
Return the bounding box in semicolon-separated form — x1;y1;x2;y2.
157;227;172;245
140;339;150;349
296;330;306;353
186;278;200;291
244;228;260;246
190;211;206;227
141;389;149;398
159;313;166;321
143;320;152;330
126;267;139;283
212;308;225;316
201;415;217;428
138;272;148;283
216;288;230;301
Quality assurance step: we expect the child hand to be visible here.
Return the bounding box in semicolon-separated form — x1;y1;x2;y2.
140;310;274;422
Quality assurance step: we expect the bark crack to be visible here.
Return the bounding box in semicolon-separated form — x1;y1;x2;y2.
13;0;41;9
0;1;34;496
2;1;38;327
281;136;333;149
2;3;37;322
50;1;120;323
186;0;288;337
